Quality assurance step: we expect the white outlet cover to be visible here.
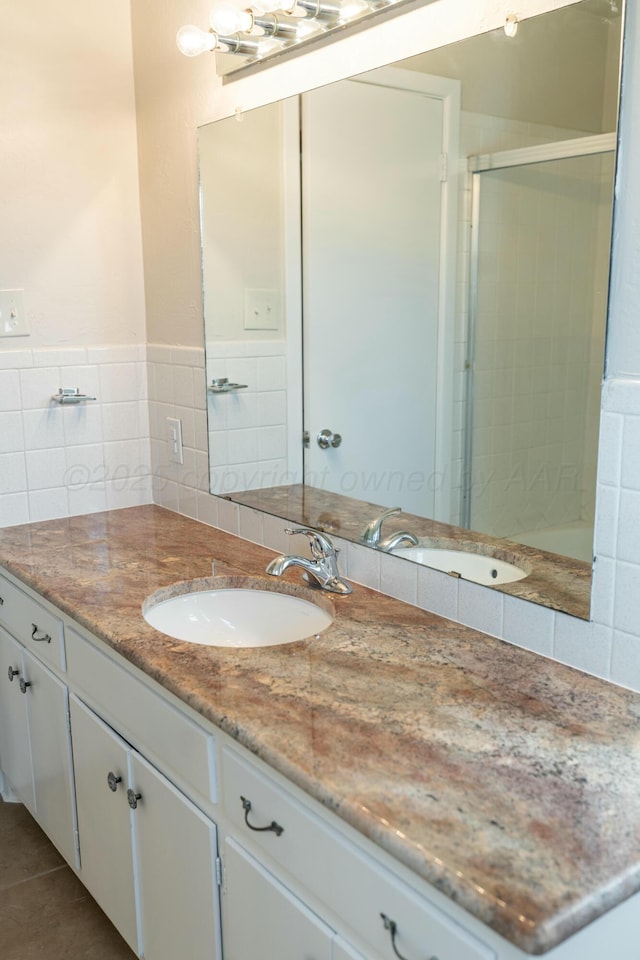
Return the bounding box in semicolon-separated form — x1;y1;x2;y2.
0;289;29;337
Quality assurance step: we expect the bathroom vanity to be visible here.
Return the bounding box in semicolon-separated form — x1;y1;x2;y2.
0;505;639;960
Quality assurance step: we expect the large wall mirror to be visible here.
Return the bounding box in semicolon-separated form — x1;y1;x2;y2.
199;0;623;619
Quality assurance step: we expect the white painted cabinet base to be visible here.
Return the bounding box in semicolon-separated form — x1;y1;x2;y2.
0;626;34;812
223;837;333;960
70;696;139;954
0;624;76;868
69;695;222;960
131;750;222;960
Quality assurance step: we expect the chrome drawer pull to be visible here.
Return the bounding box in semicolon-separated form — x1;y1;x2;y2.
7;665;19;681
31;624;51;644
240;796;284;836
127;789;142;810
107;772;122;792
380;913;439;960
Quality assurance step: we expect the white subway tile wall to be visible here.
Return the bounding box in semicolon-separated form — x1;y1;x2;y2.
203;340;292;497
0;345;151;526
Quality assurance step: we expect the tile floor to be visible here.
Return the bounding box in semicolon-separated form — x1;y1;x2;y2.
0;798;136;960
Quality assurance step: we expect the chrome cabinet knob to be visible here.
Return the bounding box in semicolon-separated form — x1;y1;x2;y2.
317;429;342;449
127;789;142;810
7;666;19;682
107;772;122;792
19;678;32;694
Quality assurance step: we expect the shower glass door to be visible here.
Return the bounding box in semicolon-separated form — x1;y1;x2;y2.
465;142;615;561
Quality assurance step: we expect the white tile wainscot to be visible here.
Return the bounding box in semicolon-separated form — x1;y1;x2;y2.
0;344;151;526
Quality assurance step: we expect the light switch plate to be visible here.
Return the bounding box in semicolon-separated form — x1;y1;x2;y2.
0;289;29;337
244;289;279;331
167;417;184;465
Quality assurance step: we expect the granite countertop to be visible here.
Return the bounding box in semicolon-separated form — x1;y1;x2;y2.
0;504;638;955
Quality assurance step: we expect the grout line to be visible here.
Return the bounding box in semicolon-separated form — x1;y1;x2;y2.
0;862;68;893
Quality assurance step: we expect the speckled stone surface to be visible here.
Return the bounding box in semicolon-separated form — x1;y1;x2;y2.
229;484;591;619
0;505;637;955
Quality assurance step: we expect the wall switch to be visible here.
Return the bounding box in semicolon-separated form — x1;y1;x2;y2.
244;289;279;331
167;417;184;465
0;289;28;337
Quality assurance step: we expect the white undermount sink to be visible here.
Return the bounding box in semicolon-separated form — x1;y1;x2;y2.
391;545;528;586
143;578;334;648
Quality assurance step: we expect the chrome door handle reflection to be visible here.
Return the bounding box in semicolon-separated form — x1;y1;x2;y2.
317;429;342;449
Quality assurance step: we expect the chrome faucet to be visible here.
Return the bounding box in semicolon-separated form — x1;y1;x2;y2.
360;507;418;552
265;527;352;595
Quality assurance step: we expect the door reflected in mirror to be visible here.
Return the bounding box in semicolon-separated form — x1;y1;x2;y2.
198;0;623;618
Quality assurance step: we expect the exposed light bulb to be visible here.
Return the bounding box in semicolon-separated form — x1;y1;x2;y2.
251;0;295;14
254;37;283;57
295;18;324;38
176;24;218;56
504;13;518;38
338;0;368;21
210;2;253;36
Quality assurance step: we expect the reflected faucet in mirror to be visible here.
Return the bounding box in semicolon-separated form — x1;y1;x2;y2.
266;527;353;594
360;507;418;552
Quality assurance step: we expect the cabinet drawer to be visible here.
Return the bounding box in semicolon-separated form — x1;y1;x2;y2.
222;746;495;960
66;627;217;804
0;573;65;672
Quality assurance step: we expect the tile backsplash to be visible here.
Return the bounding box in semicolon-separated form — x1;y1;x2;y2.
205;340;291;496
0;345;151;525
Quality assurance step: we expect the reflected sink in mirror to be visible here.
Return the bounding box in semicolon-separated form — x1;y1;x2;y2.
143;577;333;647
391;543;529;586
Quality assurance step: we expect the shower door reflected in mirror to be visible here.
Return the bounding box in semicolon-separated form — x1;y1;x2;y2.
466;143;615;562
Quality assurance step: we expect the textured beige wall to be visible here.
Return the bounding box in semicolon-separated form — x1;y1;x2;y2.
200;102;287;342
0;1;145;348
403;4;621;132
131;0;220;347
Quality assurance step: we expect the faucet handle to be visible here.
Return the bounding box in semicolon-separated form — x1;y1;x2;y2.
285;527;335;560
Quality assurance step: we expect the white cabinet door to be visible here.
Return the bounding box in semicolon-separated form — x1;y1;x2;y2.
22;649;77;868
0;627;76;868
130;751;222;960
0;626;34;811
223;837;333;960
70;696;139;954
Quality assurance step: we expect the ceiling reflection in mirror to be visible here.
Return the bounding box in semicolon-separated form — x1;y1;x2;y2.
198;0;623;618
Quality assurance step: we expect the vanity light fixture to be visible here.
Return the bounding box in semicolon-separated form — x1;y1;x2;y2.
177;0;423;74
